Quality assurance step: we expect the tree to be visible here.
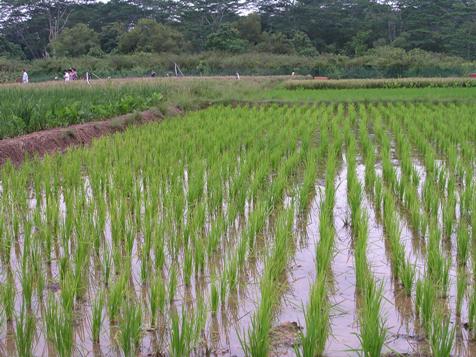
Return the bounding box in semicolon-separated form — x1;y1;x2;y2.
0;37;24;58
100;22;126;53
0;0;89;58
118;18;185;53
290;31;317;56
51;23;100;57
256;32;295;54
235;13;262;44
206;24;247;52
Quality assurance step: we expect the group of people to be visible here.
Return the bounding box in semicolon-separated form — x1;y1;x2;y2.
20;67;79;83
64;68;78;81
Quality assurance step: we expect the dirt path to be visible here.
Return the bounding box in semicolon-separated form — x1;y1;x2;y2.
0;106;182;166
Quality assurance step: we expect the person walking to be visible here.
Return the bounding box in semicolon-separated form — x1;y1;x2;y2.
22;69;29;84
64;70;70;82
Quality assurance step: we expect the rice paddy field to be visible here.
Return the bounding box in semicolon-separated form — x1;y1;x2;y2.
1;79;476;356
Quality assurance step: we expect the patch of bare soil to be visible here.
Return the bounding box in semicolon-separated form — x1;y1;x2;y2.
0;106;182;166
270;321;302;355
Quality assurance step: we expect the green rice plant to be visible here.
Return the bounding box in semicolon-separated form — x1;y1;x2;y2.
92;292;104;344
2;274;15;322
108;274;126;323
356;281;387;357
456;223;469;266
45;295;75;357
118;299;142;357
169;267;177;303
400;261;416;297
102;246;112;287
60;269;76;313
169;307;195;357
429;313;455;357
456;269;466;317
183;248;193;287
468;287;476;339
415;278;435;333
374;178;383;216
240;278;275;357
295;275;329;357
149;274;166;326
140;247;150;285
210;278;219;316
20;264;34;309
15;306;36;357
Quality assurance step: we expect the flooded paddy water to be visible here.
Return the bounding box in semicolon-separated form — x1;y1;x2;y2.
0;102;475;356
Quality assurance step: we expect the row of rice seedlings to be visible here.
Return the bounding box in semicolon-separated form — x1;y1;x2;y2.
377;106;426;236
346;126;387;356
215;107;320;316
298;104;334;212
241;207;295;356
295;116;339;357
416;276;456;357
397;104;461;227
365;113;416;297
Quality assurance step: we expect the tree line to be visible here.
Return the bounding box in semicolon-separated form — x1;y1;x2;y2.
0;0;475;61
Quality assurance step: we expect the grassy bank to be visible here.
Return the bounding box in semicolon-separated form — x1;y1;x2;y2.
284;77;476;90
266;87;476;102
0;77;277;139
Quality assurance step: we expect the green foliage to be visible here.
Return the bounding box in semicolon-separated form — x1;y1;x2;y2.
206;24;248;53
118;19;184;54
51;24;101;57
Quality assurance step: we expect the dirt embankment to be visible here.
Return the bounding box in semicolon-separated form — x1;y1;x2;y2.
0;106;182;166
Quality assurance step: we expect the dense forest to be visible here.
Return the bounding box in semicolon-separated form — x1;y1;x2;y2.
1;0;475;60
0;0;475;80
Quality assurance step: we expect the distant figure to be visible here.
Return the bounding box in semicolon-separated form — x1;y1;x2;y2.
22;69;29;84
291;71;295;77
70;68;78;80
151;71;157;77
64;70;70;82
235;72;240;80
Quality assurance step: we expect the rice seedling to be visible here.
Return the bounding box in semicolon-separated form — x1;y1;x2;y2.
45;295;75;357
356;281;387;357
416;278;435;333
210;278;219;316
169;307;196;357
399;259;415;296
295;275;329;357
92;292;104;344
456;223;470;266
15;306;36;357
169;267;178;303
456;269;466;317
108;274;127;323
2;273;15;322
118;299;143;357
150;274;167;326
429;313;455;357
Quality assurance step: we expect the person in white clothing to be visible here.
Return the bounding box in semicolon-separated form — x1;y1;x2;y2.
22;69;29;84
64;70;70;82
